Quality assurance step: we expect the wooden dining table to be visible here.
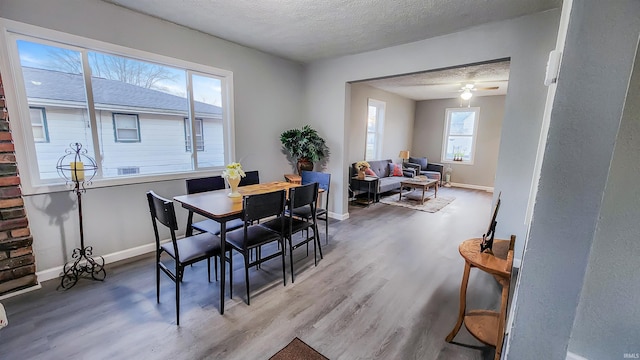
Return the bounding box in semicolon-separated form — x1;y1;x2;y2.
173;181;299;314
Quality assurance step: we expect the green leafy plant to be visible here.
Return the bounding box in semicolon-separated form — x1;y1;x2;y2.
280;125;329;162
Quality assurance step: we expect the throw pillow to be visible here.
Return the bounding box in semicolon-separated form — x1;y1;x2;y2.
392;163;403;176
365;167;376;177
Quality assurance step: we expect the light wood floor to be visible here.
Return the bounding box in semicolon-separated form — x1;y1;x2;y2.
1;187;502;360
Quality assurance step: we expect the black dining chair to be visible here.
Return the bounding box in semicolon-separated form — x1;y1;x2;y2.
293;171;331;244
186;176;244;235
263;182;321;283
146;190;228;325
239;170;259;186
224;190;287;305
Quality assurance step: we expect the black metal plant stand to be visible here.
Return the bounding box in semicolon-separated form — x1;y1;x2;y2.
56;143;105;289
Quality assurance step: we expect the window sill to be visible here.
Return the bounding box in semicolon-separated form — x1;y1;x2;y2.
441;159;475;166
21;170;224;196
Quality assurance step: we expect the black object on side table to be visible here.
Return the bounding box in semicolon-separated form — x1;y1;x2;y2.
56;143;106;289
350;176;379;206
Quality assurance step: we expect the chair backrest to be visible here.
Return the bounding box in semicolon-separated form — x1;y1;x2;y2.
239;170;259;186
242;190;285;223
147;191;179;255
289;182;319;212
301;171;331;208
186;176;225;194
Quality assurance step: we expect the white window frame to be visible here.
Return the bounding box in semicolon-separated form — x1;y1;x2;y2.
365;98;385;161
113;113;141;142
29;106;49;143
441;107;480;165
0;19;236;195
184;118;204;151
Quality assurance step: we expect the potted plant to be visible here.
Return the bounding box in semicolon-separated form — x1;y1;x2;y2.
280;125;330;174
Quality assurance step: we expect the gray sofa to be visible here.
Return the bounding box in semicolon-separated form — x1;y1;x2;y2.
350;159;415;199
404;156;444;185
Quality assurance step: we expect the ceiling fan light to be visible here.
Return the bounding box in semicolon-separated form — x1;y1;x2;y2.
460;89;473;100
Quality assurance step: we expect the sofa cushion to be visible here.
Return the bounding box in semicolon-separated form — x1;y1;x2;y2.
389;163;403;176
409;156;428;171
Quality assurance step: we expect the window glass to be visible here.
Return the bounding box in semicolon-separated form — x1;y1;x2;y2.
11;35;233;187
365;99;385;161
442;108;479;163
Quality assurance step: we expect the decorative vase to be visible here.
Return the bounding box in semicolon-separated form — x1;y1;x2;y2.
297;158;314;175
226;176;241;198
357;169;366;179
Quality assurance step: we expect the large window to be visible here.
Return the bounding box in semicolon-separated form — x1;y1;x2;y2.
365;98;385;161
442;107;480;164
4;30;233;189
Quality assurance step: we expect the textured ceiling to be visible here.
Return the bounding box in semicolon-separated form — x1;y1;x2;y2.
102;0;561;64
359;60;511;101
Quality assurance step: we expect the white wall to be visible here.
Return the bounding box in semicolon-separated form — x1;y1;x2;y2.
348;83;415;164
0;0;304;274
506;1;640;359
305;10;560;260
413;96;505;188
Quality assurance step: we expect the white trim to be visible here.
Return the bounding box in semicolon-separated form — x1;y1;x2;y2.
441;107;480;164
513;258;521;269
35;241;158;283
0;283;42;300
329;211;349;221
566;351;589;360
450;182;494;192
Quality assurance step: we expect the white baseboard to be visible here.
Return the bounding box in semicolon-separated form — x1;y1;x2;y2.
329;211;349;221
36;242;157;283
566;351;589;360
450;182;494;192
0;283;42;300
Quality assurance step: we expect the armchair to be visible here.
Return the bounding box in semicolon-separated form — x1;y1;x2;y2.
405;156;444;185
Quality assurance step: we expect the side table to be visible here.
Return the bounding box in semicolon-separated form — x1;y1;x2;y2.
446;235;516;360
350;176;379;206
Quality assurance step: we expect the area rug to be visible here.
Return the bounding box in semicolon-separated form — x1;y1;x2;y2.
379;192;455;213
269;337;329;360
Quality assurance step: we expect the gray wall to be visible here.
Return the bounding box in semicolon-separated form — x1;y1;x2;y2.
348;83;416;164
413;96;504;188
0;0;304;272
506;1;640;359
567;27;640;360
305;10;560;260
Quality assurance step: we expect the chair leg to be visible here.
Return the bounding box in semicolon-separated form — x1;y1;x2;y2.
324;217;329;245
244;252;251;305
281;238;287;287
229;250;233;299
176;267;181;326
289;236;295;283
316;223;323;260
156;253;161;303
312;229;318;266
215;255;219;281
207;258;211;282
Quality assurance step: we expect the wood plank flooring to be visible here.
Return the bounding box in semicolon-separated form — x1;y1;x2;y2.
0;187;501;360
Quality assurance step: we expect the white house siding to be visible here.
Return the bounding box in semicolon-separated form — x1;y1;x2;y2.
33;106;224;179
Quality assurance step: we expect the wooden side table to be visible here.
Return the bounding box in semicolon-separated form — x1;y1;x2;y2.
446;235;516;360
284;173;301;184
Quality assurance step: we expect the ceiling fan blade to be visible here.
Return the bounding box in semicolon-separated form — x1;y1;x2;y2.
477;86;499;90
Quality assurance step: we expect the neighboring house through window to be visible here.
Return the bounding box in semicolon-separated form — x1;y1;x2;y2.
29;107;49;142
184;118;204;151
113;113;140;142
442;107;480;164
3;27;234;189
365;98;385;161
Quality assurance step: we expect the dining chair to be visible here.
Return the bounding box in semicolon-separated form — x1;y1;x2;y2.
293;171;331;244
185;176;244;235
224;190;287;305
146;190;228;325
239;170;259;186
263;182;321;283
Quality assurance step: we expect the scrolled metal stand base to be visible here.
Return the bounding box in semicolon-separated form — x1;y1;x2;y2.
60;245;106;289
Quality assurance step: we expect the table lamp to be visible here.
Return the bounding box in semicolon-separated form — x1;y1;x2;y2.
398;150;410;163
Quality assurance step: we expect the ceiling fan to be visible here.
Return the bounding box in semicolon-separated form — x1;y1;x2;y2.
458;83;499;100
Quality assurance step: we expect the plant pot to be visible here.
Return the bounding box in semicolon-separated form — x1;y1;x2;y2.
297;158;314;174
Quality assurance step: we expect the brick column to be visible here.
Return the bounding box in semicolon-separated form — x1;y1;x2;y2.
0;74;38;295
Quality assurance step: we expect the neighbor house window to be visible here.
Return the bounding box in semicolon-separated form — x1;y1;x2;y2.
184;118;204;151
365;98;385;160
4;29;234;189
29;107;49;142
113;113;140;142
442;107;480;164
